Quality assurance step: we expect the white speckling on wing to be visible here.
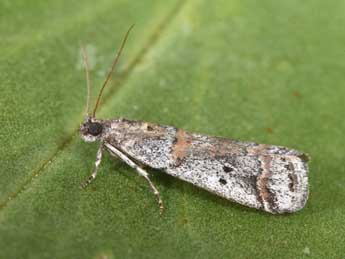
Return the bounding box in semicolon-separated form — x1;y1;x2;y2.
166;157;262;210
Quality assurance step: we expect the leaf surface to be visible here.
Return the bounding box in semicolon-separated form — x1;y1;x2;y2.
1;0;345;258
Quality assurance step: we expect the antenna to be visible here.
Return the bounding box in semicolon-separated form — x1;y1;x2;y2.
92;24;135;118
80;43;91;118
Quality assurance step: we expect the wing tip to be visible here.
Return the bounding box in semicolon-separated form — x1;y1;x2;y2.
257;154;309;214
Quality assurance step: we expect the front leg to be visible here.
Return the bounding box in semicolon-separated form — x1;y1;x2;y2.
104;142;164;215
80;143;103;189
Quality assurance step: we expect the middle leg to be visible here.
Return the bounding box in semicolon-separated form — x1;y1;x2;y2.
104;142;164;214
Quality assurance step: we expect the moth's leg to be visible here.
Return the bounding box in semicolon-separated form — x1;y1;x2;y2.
80;143;103;189
104;143;164;214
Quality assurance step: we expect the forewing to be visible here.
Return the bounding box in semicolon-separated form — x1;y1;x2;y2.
166;130;309;214
106;119;309;214
105;119;177;169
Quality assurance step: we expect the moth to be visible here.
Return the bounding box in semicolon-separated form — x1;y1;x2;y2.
79;25;309;215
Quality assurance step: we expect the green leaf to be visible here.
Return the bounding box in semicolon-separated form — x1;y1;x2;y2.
1;0;344;258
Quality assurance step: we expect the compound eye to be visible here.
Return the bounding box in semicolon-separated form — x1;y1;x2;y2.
88;122;103;136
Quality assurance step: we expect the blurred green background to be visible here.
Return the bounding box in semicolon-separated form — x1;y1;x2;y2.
1;0;344;258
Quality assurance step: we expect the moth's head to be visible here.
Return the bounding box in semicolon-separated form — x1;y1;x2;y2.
80;117;104;142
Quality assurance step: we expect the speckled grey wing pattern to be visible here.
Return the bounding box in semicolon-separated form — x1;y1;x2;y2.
106;119;309;214
166;130;308;214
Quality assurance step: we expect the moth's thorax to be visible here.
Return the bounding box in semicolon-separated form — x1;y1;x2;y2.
79;118;113;142
109;118;155;132
107;118;172;142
